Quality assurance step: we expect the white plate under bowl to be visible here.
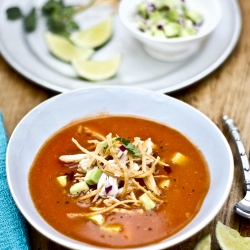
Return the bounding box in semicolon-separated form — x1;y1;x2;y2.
0;0;241;93
6;87;234;250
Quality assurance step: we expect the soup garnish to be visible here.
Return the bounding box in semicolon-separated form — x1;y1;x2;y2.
60;133;168;225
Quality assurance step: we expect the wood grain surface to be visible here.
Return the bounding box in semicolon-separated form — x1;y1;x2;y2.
0;0;250;249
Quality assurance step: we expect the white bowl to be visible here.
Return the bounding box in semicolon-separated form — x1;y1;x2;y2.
6;87;233;250
119;0;221;62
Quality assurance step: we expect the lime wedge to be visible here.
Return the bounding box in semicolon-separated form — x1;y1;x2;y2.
45;32;94;63
194;234;211;250
70;17;113;49
72;54;122;81
216;221;250;249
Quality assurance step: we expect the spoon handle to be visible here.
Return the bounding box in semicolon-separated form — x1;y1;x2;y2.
222;115;250;192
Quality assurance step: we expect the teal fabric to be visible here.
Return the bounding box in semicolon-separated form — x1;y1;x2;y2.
0;112;30;249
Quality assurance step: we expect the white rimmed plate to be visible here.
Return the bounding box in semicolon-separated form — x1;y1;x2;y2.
6;86;234;250
0;0;241;93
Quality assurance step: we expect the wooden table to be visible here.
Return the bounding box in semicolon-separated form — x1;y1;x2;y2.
0;0;250;248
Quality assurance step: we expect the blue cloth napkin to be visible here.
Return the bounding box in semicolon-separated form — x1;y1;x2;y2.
0;112;30;250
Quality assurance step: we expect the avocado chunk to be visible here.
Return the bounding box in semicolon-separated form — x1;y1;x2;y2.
139;193;156;210
150;25;166;38
180;27;197;37
186;9;203;24
137;3;148;18
136;20;146;31
164;22;181;37
56;175;67;187
70;181;89;194
165;0;182;8
85;167;102;185
149;11;164;24
166;9;180;22
102;137;116;150
153;29;166;38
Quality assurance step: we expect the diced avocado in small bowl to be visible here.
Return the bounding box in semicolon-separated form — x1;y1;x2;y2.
119;0;221;62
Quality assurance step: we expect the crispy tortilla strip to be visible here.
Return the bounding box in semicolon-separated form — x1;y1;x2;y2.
68;200;139;217
146;154;167;166
133;137;141;147
144;174;161;196
97;161;123;177
87;140;101;144
130;191;137;201
103;197;131;209
112;208;143;214
138;142;147;171
132;179;162;203
154;175;169;179
128;154;135;174
72;138;112;167
59;154;87;163
89;207;104;211
84;127;106;140
143;156;161;196
77;184;104;201
103;133;117;155
98;162;156;180
136;156;159;179
85;144;102;170
133;162;156;178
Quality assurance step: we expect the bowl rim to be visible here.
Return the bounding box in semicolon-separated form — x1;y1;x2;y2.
6;86;234;250
119;0;222;43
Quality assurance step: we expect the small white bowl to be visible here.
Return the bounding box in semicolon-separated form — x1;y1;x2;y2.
6;87;233;250
119;0;221;62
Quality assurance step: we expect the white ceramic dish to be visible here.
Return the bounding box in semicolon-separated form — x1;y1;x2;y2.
6;87;233;250
0;0;241;93
119;0;221;62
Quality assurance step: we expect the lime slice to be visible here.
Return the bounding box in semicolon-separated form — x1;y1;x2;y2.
72;54;122;81
216;221;250;249
193;234;211;250
45;32;94;63
70;17;113;49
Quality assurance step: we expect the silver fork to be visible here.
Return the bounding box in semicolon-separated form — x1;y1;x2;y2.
222;115;250;219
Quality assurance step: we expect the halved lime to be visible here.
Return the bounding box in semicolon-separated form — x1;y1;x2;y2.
45;32;94;63
193;234;211;250
72;54;122;81
70;17;113;49
215;221;250;250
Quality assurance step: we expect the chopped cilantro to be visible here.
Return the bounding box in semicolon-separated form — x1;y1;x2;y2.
24;7;37;32
6;7;22;20
5;0;86;36
43;1;79;37
116;135;142;157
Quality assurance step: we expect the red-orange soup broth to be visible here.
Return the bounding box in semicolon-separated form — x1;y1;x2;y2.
28;116;210;248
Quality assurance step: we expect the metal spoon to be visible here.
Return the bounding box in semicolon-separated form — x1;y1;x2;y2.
222;115;250;219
